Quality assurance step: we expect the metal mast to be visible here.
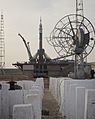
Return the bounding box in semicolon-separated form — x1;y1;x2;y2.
74;0;84;78
0;12;5;68
76;0;83;16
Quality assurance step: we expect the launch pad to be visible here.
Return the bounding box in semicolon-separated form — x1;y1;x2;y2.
13;19;74;78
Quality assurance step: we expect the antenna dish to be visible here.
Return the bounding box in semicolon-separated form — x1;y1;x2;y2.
48;14;95;60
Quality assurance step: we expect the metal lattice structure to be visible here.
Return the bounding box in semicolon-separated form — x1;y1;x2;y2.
48;14;95;59
47;0;95;78
0;12;5;68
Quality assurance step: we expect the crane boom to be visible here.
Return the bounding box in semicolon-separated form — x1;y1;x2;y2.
18;33;33;62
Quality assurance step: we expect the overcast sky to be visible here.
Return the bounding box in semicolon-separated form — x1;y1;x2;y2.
0;0;95;67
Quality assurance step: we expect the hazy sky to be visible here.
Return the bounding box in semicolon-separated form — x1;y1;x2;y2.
0;0;95;67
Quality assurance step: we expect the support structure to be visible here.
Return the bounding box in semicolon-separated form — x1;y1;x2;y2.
76;0;83;16
0;12;5;68
13;18;51;77
74;0;85;78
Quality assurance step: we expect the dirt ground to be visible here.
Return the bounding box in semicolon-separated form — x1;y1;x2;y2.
42;78;64;119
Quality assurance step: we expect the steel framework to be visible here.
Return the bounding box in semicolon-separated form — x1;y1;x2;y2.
48;0;95;78
0;12;5;68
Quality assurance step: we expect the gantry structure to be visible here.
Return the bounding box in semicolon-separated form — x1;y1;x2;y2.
13;18;73;78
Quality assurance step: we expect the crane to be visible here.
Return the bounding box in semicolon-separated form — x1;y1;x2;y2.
18;33;33;62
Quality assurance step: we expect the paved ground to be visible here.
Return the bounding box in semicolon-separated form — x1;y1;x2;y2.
42;78;64;119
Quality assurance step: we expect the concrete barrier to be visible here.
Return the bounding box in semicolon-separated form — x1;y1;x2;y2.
17;80;34;90
9;90;24;118
25;94;41;119
0;79;44;119
49;77;95;118
0;90;9;119
13;104;33;119
76;87;85;119
84;89;95;119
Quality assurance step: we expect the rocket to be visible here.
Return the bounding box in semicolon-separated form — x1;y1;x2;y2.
39;17;43;50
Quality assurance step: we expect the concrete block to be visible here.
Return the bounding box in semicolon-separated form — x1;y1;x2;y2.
23;81;34;90
9;90;23;118
76;87;85;119
49;78;95;118
68;84;79;119
63;80;71;117
56;78;64;105
49;77;58;98
1;90;9;119
63;79;95;117
25;94;41;119
84;89;95;119
2;84;9;90
0;91;1;118
17;81;34;90
31;85;43;98
23;89;42;108
13;104;33;119
36;78;44;89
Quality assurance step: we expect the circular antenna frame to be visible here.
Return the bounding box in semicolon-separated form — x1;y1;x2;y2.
48;14;95;59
